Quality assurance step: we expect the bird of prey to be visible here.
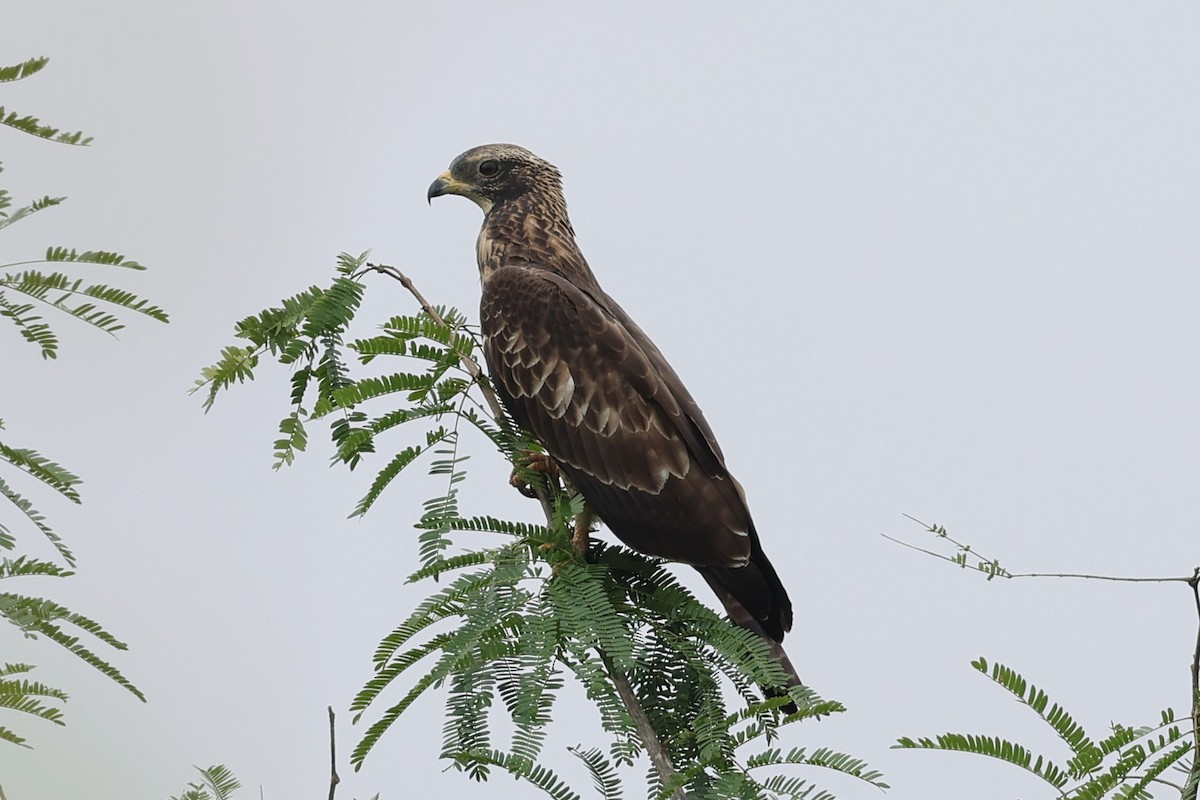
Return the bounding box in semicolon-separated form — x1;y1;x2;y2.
428;144;800;698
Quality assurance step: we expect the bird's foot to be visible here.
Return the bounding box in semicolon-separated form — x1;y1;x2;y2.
510;450;560;498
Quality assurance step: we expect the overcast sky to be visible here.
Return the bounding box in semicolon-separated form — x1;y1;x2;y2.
4;3;1199;799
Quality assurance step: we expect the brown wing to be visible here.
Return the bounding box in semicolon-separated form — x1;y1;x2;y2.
480;265;752;567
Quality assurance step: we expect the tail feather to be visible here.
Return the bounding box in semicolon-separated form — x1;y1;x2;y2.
697;549;801;712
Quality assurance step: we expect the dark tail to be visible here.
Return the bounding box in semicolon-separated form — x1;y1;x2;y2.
696;546;801;712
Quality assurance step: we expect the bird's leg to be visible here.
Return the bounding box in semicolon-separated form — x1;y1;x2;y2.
510;449;560;498
511;450;593;561
572;507;597;561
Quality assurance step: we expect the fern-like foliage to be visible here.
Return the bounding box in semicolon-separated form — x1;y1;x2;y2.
896;657;1193;799
0;57;50;84
0;434;146;744
1;55;153;750
0;56;89;145
199;259;887;799
0;260;168;358
167;764;242;800
0;662;68;748
2;60;165;359
0;557;144;702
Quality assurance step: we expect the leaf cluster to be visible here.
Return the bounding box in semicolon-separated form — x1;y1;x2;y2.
198;259;886;799
1;55;154;750
3;58;167;360
896;657;1195;799
166;764;242;800
0;57;91;146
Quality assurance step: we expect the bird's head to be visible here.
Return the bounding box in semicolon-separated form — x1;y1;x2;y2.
427;144;564;214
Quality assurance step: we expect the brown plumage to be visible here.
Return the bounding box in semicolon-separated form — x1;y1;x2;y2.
428;144;801;697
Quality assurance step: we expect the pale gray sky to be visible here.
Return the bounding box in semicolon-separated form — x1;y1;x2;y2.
4;3;1198;799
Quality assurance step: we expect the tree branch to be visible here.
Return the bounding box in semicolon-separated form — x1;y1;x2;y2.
885;520;1194;583
328;705;340;800
1185;567;1200;800
1005;572;1194;583
891;517;1200;798
365;262;689;800
608;660;688;797
361;263;508;425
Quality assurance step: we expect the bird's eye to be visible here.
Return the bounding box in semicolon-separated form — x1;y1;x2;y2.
478;159;500;178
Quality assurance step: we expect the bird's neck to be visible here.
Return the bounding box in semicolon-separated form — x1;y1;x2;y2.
477;194;599;288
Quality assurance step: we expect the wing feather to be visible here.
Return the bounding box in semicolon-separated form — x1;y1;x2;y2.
483;267;694;491
481;265;753;568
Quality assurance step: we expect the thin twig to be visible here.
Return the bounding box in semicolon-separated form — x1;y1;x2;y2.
362;262;508;424
365;262;688;799
1006;571;1194;583
884;525;1194;583
1142;775;1185;792
880;533;970;566
328;706;340;800
1185;568;1200;800
892;517;1200;798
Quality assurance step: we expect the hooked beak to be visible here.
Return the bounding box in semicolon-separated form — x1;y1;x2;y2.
427;171;460;204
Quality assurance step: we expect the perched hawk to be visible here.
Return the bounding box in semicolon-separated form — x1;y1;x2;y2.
428;144;800;697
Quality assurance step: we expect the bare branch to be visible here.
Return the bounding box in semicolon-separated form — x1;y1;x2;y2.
880;533;966;567
328;705;340;800
1185;567;1200;800
1006;571;1194;583
886;517;1194;584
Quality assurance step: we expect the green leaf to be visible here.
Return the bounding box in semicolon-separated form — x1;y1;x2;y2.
548;562;635;674
449;749;581;800
0;676;68;726
351;427;452;517
272;408;309;469
0;195;66;233
0;557;73;581
970;657;1099;776
0;270;168;353
167;764;242;800
0;443;82;501
0;724;30;748
746;746;887;787
569;746;623;800
0;592;143;701
336;250;370;276
0;291;57;357
444;515;553;541
194;345;261;411
755;775;834;800
332;372;439;408
0;57;50;84
1114;742;1190;798
196;764;241;800
42;247;146;270
894;732;1068;788
0;106;92;145
405;550;496;583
